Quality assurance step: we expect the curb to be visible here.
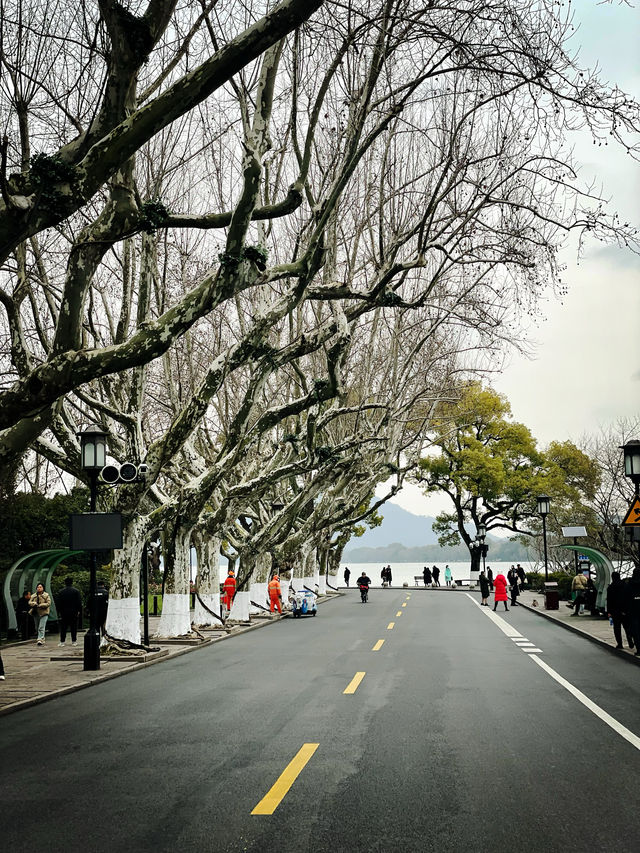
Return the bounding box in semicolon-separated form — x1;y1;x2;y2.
0;593;341;717
518;601;640;667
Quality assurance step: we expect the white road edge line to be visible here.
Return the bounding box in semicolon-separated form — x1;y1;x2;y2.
466;592;640;751
530;655;640;752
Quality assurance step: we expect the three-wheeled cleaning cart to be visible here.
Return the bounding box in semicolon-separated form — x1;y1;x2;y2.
292;589;318;618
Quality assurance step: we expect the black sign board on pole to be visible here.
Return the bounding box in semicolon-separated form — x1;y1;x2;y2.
69;513;123;550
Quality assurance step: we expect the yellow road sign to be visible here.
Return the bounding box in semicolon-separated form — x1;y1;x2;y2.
622;497;640;525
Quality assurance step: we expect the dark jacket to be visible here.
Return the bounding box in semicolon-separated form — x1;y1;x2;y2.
357;575;371;588
607;578;627;614
627;571;640;615
57;585;82;615
479;575;490;597
423;567;432;583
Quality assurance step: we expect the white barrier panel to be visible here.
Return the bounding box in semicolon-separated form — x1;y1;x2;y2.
106;597;141;644
250;583;269;615
193;593;223;627
228;591;250;622
156;593;191;637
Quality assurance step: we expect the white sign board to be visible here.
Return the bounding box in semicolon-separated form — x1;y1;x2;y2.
562;526;587;538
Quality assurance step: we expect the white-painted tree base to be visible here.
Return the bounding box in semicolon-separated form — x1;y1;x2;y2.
155;593;192;637
228;591;250;622
302;575;316;593
106;597;141;644
249;583;269;615
317;575;327;595
290;576;303;593
193;593;223;627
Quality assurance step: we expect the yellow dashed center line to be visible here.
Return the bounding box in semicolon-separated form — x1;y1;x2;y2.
344;671;366;694
387;622;395;630
372;639;385;651
402;602;407;607
396;610;402;617
251;743;319;815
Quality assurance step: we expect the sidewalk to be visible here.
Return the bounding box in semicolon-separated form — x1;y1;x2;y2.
0;609;295;717
514;588;639;664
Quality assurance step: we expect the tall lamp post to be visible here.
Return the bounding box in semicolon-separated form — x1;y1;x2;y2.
620;439;640;560
77;425;107;671
477;522;487;574
537;495;551;581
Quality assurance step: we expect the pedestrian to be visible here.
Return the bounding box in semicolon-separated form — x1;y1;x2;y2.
516;564;526;591
479;571;490;606
507;566;519;607
625;567;640;656
93;580;109;635
444;565;452;587
607;571;634;650
16;590;34;639
386;565;392;586
268;574;282;614
570;571;588;616
222;569;236;613
492;573;509;611
432;565;440;587
29;582;51;646
423;566;432;587
381;566;387;587
56;577;82;647
486;567;493;591
343;567;351;587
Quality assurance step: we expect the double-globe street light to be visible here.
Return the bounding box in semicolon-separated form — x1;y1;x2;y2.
537;495;551;581
476;522;488;574
77;425;107;671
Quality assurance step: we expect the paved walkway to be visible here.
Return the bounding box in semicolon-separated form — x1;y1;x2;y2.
0;611;284;716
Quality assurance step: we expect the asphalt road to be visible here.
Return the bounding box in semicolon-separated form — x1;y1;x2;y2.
1;589;639;853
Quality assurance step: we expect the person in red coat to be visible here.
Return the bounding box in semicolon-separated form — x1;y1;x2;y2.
492;573;509;612
222;570;236;612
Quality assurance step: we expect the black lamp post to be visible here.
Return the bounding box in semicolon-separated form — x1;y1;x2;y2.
77;424;108;671
537;495;551;581
477;522;487;574
621;439;640;496
620;440;640;560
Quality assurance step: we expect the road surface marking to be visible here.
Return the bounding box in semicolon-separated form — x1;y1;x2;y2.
387;622;395;630
402;603;407;607
468;594;638;749
512;638;530;643
251;743;319;815
515;641;536;646
372;640;385;651
523;648;543;653
344;672;366;694
530;656;640;752
396;610;402;617
465;594;523;638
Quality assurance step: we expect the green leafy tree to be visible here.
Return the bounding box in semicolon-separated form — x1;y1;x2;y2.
416;383;600;567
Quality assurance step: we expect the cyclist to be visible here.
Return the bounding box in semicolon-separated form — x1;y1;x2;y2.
356;571;372;603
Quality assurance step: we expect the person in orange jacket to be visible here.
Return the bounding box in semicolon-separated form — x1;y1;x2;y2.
268;574;282;614
222;570;236;612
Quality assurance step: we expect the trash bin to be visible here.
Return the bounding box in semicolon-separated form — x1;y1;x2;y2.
544;581;559;611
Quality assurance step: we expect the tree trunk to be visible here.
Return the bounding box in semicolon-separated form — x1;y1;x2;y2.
106;516;146;643
193;532;223;627
157;522;193;637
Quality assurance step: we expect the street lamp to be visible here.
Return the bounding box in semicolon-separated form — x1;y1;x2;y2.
620;439;640;495
620;440;640;558
477;522;487;574
537;495;551;581
77;424;108;671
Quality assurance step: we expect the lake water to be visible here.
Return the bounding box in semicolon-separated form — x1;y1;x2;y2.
338;560;536;587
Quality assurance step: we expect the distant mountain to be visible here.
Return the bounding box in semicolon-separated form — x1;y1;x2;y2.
345;503;438;550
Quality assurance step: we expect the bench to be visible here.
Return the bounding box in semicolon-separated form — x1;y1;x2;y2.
414;576;423;586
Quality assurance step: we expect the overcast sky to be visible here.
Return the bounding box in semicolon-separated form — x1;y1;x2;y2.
382;0;640;518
